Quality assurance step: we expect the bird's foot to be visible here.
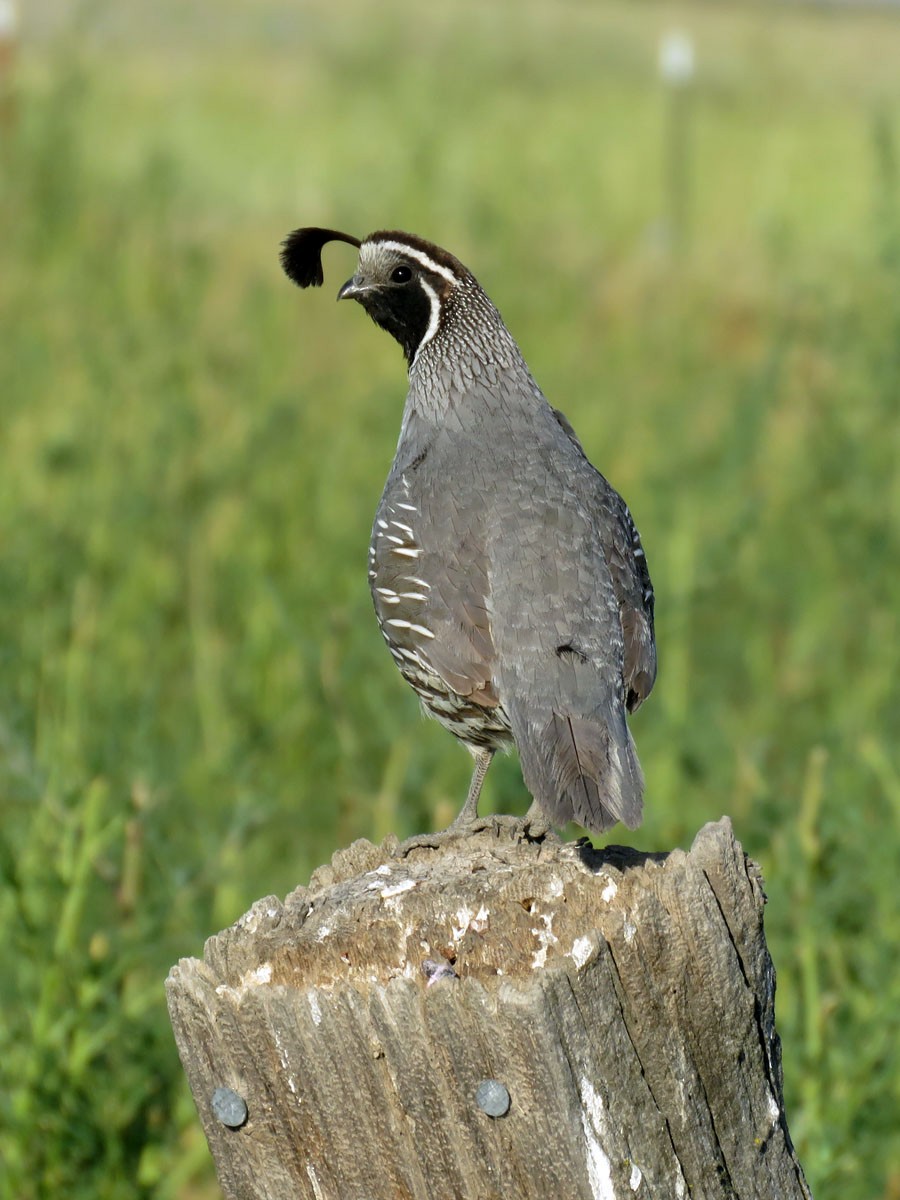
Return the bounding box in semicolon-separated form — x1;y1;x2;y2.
393;822;484;858
394;811;557;859
522;800;553;842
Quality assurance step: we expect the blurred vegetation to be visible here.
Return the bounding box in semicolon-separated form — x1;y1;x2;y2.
1;1;899;1196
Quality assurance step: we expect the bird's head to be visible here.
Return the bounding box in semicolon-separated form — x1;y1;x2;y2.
280;227;472;366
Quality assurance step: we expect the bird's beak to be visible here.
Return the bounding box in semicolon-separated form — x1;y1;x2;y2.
337;275;366;301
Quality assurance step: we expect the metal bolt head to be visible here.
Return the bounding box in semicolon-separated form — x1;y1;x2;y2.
212;1086;248;1129
475;1079;510;1118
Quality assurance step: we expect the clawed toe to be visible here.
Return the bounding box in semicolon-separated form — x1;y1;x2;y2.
394;810;556;858
394;821;484;857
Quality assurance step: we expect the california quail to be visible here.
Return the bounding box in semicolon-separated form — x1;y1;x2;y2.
281;227;656;836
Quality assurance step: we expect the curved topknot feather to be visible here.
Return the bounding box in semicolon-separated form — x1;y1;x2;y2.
280;227;361;288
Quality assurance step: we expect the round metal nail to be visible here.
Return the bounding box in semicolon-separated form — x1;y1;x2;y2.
475;1079;510;1118
212;1086;249;1129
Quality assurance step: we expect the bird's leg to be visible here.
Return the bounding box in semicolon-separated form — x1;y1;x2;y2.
394;748;556;858
448;749;495;831
395;749;495;857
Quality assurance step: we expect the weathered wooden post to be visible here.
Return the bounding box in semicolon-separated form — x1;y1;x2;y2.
166;817;811;1199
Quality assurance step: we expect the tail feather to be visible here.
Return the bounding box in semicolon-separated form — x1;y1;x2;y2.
514;707;644;834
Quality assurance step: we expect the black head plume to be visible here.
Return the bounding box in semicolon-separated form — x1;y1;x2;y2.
280;227;361;288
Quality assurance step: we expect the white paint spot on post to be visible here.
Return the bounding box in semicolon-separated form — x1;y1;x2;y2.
306;1162;325;1200
308;992;322;1027
600;877;618;903
471;905;489;931
570;936;594;969
215;960;274;1000
531;912;558;970
380;879;417;899
580;1077;617;1200
629;1162;643;1190
449;904;489;943
450;906;473;942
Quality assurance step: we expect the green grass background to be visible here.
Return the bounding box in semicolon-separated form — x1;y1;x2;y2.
2;1;899;1196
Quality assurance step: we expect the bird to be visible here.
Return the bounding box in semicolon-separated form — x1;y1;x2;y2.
280;226;656;837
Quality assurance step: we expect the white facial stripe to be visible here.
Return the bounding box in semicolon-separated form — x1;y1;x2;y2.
413;278;441;364
372;240;460;286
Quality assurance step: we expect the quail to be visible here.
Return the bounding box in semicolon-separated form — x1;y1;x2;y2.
281;227;656;836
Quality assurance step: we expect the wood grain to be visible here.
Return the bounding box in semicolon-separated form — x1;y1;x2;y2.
166;818;811;1199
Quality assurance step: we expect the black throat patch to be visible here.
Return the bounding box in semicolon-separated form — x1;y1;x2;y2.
359;281;438;365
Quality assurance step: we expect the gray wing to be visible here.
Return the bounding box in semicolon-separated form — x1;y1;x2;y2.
488;463;645;834
370;465;500;711
551;407;656;713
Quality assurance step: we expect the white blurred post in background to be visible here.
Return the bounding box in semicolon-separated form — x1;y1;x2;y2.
658;29;695;252
0;0;17;131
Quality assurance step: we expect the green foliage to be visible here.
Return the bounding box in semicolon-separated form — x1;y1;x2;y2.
1;3;899;1196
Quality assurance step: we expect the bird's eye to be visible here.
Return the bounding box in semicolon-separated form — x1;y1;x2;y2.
390;265;412;284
